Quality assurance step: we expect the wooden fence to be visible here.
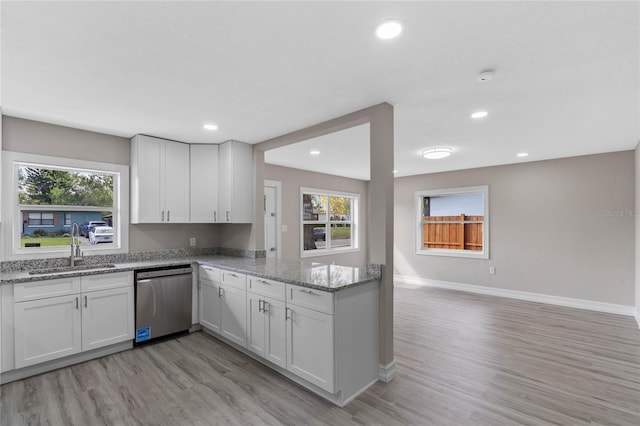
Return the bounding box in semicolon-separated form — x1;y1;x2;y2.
423;214;483;251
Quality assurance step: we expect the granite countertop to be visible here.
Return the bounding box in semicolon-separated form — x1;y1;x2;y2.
0;256;380;292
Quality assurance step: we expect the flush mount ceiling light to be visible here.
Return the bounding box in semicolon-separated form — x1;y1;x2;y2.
393;170;398;174
203;123;218;131
517;152;529;157
375;19;403;40
309;150;320;155
422;147;453;160
470;111;489;119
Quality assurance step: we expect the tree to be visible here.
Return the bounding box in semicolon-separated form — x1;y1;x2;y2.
18;167;113;207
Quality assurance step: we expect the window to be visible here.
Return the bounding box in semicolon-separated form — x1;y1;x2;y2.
27;212;54;226
416;186;489;259
300;187;359;257
2;152;129;258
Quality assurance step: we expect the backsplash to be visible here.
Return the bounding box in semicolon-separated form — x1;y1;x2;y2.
1;247;266;272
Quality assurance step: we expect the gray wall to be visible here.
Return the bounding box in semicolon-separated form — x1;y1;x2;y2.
264;163;368;267
2;116;220;253
636;143;640;321
395;151;635;306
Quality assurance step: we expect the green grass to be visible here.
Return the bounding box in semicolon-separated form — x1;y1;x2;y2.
21;237;71;247
331;226;351;240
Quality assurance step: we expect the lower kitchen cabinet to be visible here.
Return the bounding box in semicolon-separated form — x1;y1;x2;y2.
247;293;286;369
199;278;222;333
81;286;134;352
11;273;134;370
220;285;247;347
286;303;334;392
199;267;247;347
14;294;82;369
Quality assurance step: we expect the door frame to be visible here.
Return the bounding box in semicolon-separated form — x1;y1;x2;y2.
264;180;282;258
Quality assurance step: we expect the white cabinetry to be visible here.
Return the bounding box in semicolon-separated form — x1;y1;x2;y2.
198;266;247;347
190;144;219;223
286;287;335;392
247;277;286;369
12;272;134;369
218;141;253;223
131;134;190;223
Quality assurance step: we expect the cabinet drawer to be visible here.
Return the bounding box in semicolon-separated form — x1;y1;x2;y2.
221;270;246;290
81;272;133;293
14;277;81;303
199;265;221;283
247;276;285;301
286;285;334;315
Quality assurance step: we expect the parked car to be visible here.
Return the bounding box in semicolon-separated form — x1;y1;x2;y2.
88;226;113;244
313;227;326;241
81;220;107;237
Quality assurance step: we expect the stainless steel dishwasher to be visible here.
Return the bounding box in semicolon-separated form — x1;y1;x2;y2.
134;265;192;344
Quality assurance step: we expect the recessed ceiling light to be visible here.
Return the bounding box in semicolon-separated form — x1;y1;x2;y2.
375;19;402;40
470;111;488;119
517;152;529;157
203;123;218;131
310;150;320;155
422;147;453;160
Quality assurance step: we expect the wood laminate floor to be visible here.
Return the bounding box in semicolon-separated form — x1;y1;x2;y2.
2;284;639;425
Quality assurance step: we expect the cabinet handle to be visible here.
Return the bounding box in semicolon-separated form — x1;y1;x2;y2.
75;297;79;310
285;307;292;321
263;301;269;314
218;287;223;298
229;273;238;278
226;211;230;221
258;279;270;285
214;211;217;222
167;210;170;222
161;210;165;222
258;299;264;313
300;289;318;296
84;295;88;308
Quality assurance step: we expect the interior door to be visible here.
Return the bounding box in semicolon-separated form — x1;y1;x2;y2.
264;184;278;258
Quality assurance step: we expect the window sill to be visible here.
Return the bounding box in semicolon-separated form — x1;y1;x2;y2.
301;247;360;258
416;249;489;259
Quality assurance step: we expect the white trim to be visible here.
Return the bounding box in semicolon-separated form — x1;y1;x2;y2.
264;180;282;258
2;151;129;260
378;360;396;382
394;275;636;317
635;310;640;330
415;185;489;259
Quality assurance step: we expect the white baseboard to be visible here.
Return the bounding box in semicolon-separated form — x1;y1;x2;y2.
378;360;396;382
394;275;636;317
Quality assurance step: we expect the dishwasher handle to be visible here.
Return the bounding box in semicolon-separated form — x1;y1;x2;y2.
137;267;192;280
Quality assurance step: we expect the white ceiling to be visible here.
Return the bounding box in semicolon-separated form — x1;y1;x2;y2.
1;1;638;179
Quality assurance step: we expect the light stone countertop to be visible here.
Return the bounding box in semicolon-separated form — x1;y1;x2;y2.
0;256;379;292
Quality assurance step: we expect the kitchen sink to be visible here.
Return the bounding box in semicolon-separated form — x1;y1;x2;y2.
28;263;117;275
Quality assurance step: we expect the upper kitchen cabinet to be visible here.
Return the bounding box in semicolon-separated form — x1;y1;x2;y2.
218;141;253;223
131;135;190;224
190;144;219;223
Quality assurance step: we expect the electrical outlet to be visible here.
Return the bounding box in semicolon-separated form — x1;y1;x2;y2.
189;237;196;247
489;266;496;274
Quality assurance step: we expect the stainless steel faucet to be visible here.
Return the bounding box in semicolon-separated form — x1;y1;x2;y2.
70;222;84;267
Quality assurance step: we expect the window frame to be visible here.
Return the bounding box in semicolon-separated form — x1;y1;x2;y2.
2;151;130;259
415;185;489;259
299;187;359;258
27;212;55;227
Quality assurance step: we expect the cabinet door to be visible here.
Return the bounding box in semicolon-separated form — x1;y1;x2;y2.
131;135;164;223
220;285;246;347
81;287;134;352
14;294;82;369
229;141;253;223
218;141;232;223
263;297;286;369
164;140;190;223
286;305;334;392
190;145;219;223
246;293;265;357
199;279;221;334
